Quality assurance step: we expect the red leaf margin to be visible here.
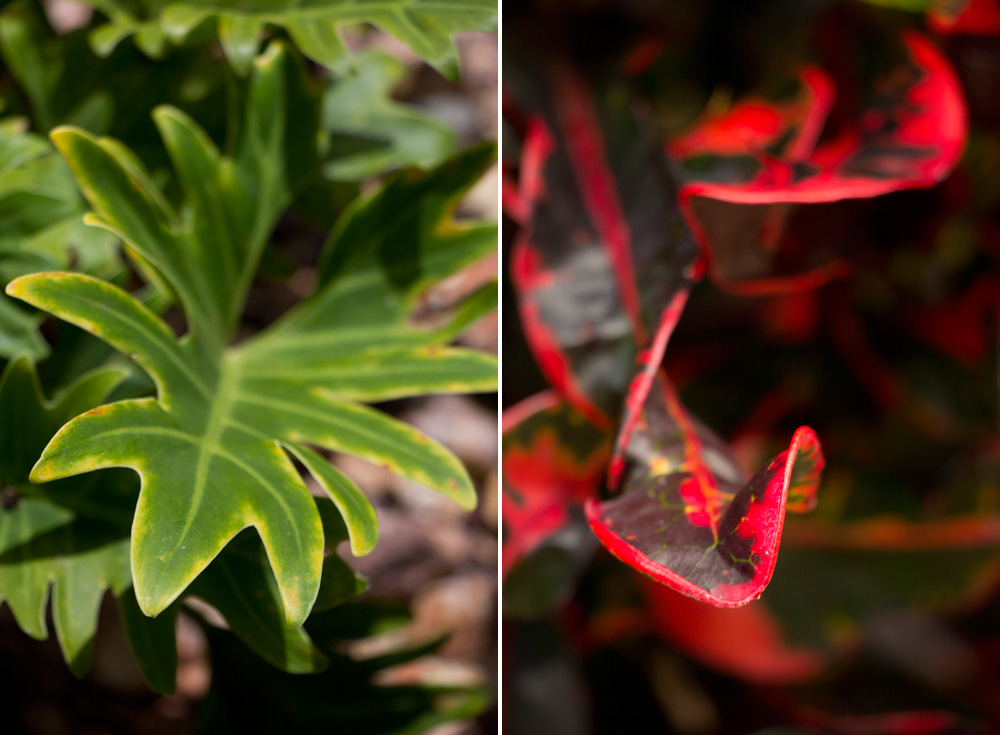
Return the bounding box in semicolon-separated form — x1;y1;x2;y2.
502;392;612;577
675;32;965;205
507;120;617;429
586;425;825;607
670;31;966;296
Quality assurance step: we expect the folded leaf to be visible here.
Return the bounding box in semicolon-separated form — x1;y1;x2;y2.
672;33;965;293
587;375;824;606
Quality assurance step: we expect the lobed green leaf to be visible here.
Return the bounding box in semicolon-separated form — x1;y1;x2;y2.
7;74;497;628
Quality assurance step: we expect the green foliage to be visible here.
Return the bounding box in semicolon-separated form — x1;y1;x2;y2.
79;0;496;76
0;118;120;358
0;0;227;141
0;355;373;692
322;50;456;181
0;355;132;675
7;40;495;627
0;0;496;723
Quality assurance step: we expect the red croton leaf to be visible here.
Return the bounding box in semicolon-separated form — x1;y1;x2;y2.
670;32;966;294
588;374;824;607
929;0;1000;36
508;62;699;427
669;66;834;164
502;392;612;577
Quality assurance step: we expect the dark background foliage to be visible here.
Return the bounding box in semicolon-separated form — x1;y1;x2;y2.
504;0;1000;732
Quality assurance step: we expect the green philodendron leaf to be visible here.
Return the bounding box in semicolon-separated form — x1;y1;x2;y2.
0;0;229;171
0;354;364;690
118;587;180;693
0;355;134;676
179;506;368;677
0;117;120;359
322;50;456;182
7;42;497;628
82;0;496;77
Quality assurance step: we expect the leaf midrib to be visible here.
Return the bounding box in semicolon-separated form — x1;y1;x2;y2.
180;359;239;552
73;415;303;552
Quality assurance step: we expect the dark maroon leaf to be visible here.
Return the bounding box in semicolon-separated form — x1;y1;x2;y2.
588;374;824;607
508;62;698;424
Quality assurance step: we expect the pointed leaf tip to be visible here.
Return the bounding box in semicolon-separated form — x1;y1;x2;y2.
49;126;91;157
285;442;379;557
784;426;824;513
255;38;285;69
587;378;825;607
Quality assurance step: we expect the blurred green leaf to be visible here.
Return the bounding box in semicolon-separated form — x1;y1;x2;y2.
0;355;135;677
81;0;497;77
0;117;119;359
322;50;456;181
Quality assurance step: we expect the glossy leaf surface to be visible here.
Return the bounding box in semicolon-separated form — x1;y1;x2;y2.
588;375;824;607
7;43;496;626
0;356;370;690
